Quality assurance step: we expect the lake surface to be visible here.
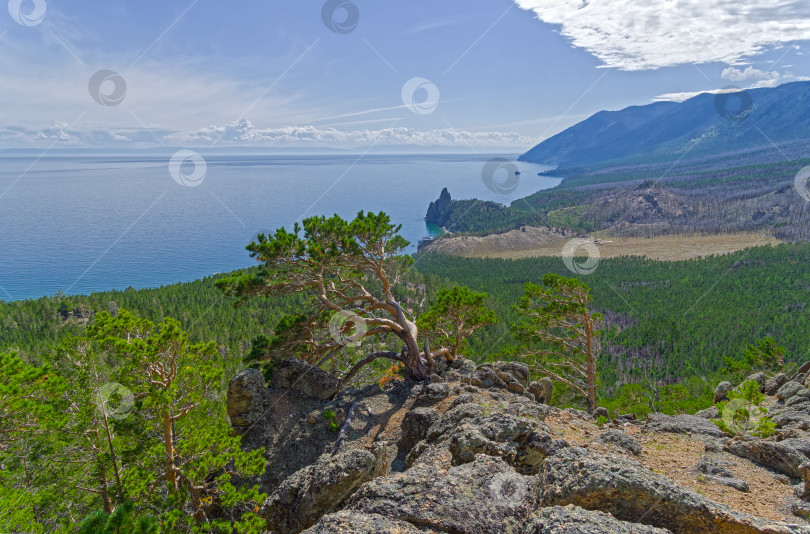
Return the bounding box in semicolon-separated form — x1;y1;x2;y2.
0;153;560;301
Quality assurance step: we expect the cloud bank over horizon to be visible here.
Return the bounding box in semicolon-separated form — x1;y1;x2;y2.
0;119;534;150
514;0;810;70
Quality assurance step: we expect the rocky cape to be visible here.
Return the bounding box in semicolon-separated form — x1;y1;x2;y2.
227;358;810;533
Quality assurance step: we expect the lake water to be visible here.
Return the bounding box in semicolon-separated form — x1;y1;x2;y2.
0;153;560;301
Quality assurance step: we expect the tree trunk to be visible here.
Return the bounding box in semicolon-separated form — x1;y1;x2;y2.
163;412;178;492
98;462;113;514
585;317;597;415
393;304;431;381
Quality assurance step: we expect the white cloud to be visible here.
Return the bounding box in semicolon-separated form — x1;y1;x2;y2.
514;0;810;70
187;119;533;148
652;86;755;103
721;66;772;82
0;119;531;149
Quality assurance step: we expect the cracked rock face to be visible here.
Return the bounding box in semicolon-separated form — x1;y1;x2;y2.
347;455;538;533
262;444;392;534
541;447;803;534
230;358;810;534
526;505;674;534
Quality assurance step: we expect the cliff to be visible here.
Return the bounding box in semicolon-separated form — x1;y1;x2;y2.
425;187;453;227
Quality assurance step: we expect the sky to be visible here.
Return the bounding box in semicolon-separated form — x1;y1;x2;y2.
2;0;810;151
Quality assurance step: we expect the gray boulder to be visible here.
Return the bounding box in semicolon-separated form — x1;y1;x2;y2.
596;429;643;455
541;447;802;533
801;462;810;501
262;444;391;534
782;437;810;460
227;368;269;434
692;457;749;493
744;372;767;391
778;381;806;402
400;407;440;451
644;413;725;438
493;360;530;387
593;406;610;420
695;406;720;419
465;364;508;389
348;455;536;533
271;358;340;401
769;402;810;431
528;377;554;404
765;373;788;396
526;505;673;534
406;404;567;474
724;438;807;479
796;361;810;378
301;511;423;533
714;381;734;403
420;382;449;402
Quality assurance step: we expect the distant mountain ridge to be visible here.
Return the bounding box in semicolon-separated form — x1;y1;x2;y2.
519;81;810;168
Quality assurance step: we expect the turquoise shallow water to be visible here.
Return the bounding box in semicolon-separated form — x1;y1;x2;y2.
0;153;560;301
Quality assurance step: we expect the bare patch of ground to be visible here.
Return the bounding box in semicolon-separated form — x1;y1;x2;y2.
422;227;782;262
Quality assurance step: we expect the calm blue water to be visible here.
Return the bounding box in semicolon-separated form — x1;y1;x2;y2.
0;153;560;301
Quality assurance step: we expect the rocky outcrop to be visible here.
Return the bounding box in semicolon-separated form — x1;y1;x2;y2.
528;377;554;404
262;444;392;533
526;505;673;534
777;382;807;402
400;407;439;450
542;447;802;533
645;413;726;438
230;358;810;534
227;368;270;434
301;511;423;533
715;381;734;403
766;374;789;396
692;457;749;493
724;438;807;479
406;402;568;474
270;358;341;401
596;428;642;455
347;455;537;533
425;187;453;227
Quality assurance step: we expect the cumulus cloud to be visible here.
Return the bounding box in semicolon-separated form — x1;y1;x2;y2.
187;119;533;148
721;66;784;87
514;0;810;70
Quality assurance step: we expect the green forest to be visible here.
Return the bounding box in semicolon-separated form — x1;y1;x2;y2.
4;242;808;397
3;233;809;532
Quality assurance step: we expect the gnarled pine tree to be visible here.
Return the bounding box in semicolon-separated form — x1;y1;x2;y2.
513;273;602;414
218;211;486;385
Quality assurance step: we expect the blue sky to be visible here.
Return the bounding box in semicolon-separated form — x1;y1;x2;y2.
2;0;810;151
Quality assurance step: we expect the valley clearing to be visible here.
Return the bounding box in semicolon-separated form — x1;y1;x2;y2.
421;226;782;261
